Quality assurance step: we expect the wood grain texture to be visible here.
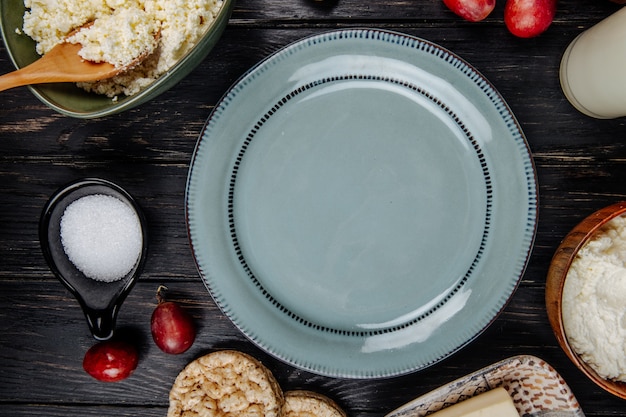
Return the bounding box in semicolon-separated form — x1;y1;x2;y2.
2;0;626;416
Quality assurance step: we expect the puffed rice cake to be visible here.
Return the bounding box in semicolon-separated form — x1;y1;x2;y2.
167;350;284;417
283;390;347;417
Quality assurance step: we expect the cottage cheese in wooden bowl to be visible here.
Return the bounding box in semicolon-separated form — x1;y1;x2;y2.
546;202;626;399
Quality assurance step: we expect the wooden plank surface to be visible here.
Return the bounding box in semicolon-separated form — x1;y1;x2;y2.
2;0;626;416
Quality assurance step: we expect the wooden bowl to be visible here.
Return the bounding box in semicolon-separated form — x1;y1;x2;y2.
546;202;626;400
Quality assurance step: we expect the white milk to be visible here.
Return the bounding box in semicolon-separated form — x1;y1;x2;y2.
560;7;626;119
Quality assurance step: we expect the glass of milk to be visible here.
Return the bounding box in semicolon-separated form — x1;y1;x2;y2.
560;7;626;119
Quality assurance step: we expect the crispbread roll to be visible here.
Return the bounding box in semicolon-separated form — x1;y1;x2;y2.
283;390;347;417
167;350;284;417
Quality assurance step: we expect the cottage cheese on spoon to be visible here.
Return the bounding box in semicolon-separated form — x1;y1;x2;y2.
65;7;159;70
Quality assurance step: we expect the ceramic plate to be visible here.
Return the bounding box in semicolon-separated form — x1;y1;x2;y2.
186;29;538;378
386;355;585;417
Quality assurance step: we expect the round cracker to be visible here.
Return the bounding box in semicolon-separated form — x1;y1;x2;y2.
283;390;346;417
168;350;284;417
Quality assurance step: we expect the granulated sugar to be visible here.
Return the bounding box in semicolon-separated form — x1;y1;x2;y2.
60;194;142;282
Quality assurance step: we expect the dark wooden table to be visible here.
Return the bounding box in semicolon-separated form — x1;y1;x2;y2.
2;0;626;416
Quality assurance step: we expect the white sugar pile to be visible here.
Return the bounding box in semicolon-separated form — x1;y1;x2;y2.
60;194;143;282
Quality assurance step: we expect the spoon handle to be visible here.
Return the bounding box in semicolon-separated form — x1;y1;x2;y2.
0;66;42;92
0;58;84;92
0;42;117;92
83;305;119;341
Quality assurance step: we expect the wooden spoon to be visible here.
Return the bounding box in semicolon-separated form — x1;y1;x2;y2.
0;23;156;92
0;41;120;92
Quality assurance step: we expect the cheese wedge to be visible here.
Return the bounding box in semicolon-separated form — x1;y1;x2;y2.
427;387;519;417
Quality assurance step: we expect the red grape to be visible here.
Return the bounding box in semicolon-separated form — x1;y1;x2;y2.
151;286;196;354
83;339;138;382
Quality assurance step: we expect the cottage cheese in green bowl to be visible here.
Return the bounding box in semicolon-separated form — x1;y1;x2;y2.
0;0;233;118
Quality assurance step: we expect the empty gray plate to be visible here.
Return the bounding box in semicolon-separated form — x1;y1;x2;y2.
186;29;538;378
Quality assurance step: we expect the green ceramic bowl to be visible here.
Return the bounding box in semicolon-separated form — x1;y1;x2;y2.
0;0;233;118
